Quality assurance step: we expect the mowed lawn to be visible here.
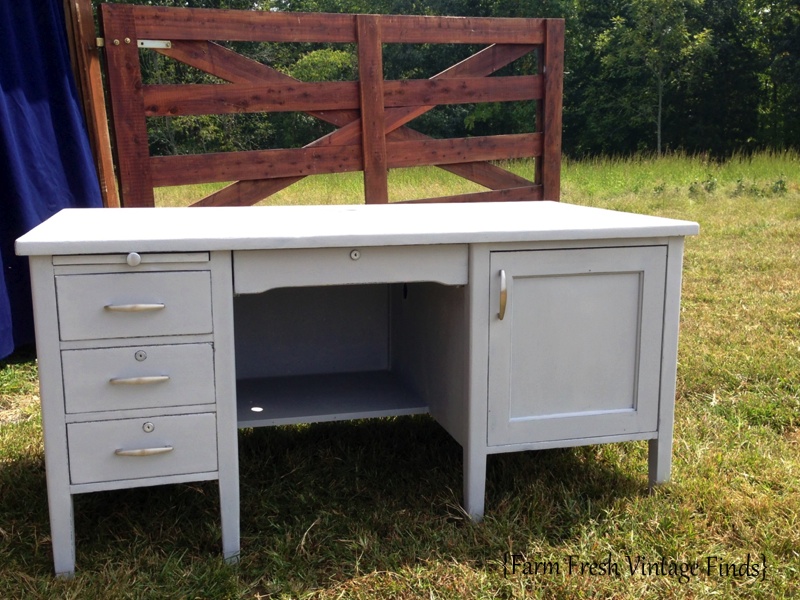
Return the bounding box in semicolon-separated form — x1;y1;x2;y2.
1;152;798;598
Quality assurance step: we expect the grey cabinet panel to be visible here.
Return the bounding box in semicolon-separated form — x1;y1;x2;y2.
488;246;667;445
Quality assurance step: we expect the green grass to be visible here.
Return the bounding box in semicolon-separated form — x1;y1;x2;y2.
2;151;799;598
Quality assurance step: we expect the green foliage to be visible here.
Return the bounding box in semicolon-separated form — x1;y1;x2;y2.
592;0;712;155
289;48;357;82
267;48;359;148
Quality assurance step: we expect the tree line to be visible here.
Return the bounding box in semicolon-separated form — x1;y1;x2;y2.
96;0;800;158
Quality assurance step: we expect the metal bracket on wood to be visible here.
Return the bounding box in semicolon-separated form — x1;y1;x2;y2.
95;38;171;49
138;40;172;49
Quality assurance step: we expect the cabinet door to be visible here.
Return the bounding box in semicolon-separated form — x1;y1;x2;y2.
488;246;666;446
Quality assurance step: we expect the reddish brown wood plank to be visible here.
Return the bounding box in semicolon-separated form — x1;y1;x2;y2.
150;145;363;187
357;15;389;204
131;6;544;45
143;82;360;116
101;3;154;207
187;43;538;205
173;133;539;200
191;131;538;207
313;43;535;148
398;186;543;204
382;44;536;137
158;40;359;207
380;15;546;44
387;127;534;189
102;5;562;207
141;75;542;117
436;161;533;190
211;43;534;152
191;128;536;207
132;7;358;43
191;178;305;207
535;46;543;187
157;41;361;128
154;41;539;194
159;40;279;86
191;179;295;207
387;133;542;169
542;20;564;201
158;42;533;146
383;75;542;108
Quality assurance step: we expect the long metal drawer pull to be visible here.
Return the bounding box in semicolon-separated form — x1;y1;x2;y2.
498;269;508;320
104;303;165;312
114;446;174;457
109;375;170;385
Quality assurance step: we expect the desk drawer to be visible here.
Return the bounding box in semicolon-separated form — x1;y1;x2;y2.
67;413;218;485
62;343;215;414
234;245;468;294
56;271;212;341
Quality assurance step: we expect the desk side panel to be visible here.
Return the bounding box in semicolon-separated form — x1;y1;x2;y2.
648;237;686;486
28;256;76;576
209;251;240;560
391;282;468;446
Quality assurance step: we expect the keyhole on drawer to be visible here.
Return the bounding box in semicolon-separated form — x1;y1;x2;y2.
135;350;147;362
349;249;361;260
143;422;155;433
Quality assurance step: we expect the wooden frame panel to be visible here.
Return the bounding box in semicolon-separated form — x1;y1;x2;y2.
100;4;563;207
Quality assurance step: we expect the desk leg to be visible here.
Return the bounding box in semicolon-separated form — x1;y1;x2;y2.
219;476;240;563
50;492;76;577
648;237;683;491
463;446;487;521
30;256;76;576
216;390;239;563
648;436;672;490
211;251;240;562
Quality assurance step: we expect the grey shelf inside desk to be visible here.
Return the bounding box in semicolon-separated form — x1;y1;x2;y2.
236;371;428;427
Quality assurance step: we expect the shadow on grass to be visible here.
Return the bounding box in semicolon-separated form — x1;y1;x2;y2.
0;452;56;576
232;415;644;587
2;413;643;590
0;344;37;366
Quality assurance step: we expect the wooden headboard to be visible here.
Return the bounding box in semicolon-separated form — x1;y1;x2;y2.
100;5;563;207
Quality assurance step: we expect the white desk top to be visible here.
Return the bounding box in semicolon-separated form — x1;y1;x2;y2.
16;201;698;256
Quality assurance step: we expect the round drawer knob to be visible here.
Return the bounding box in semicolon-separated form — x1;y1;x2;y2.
142;422;155;433
126;252;142;267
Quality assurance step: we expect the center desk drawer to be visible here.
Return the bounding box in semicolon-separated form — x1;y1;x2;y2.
234;245;468;294
55;271;212;341
67;413;218;485
61;343;215;414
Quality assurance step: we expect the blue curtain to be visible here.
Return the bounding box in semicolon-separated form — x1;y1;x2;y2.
1;1;103;359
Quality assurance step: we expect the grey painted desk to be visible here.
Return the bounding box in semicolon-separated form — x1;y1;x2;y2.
16;201;699;576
